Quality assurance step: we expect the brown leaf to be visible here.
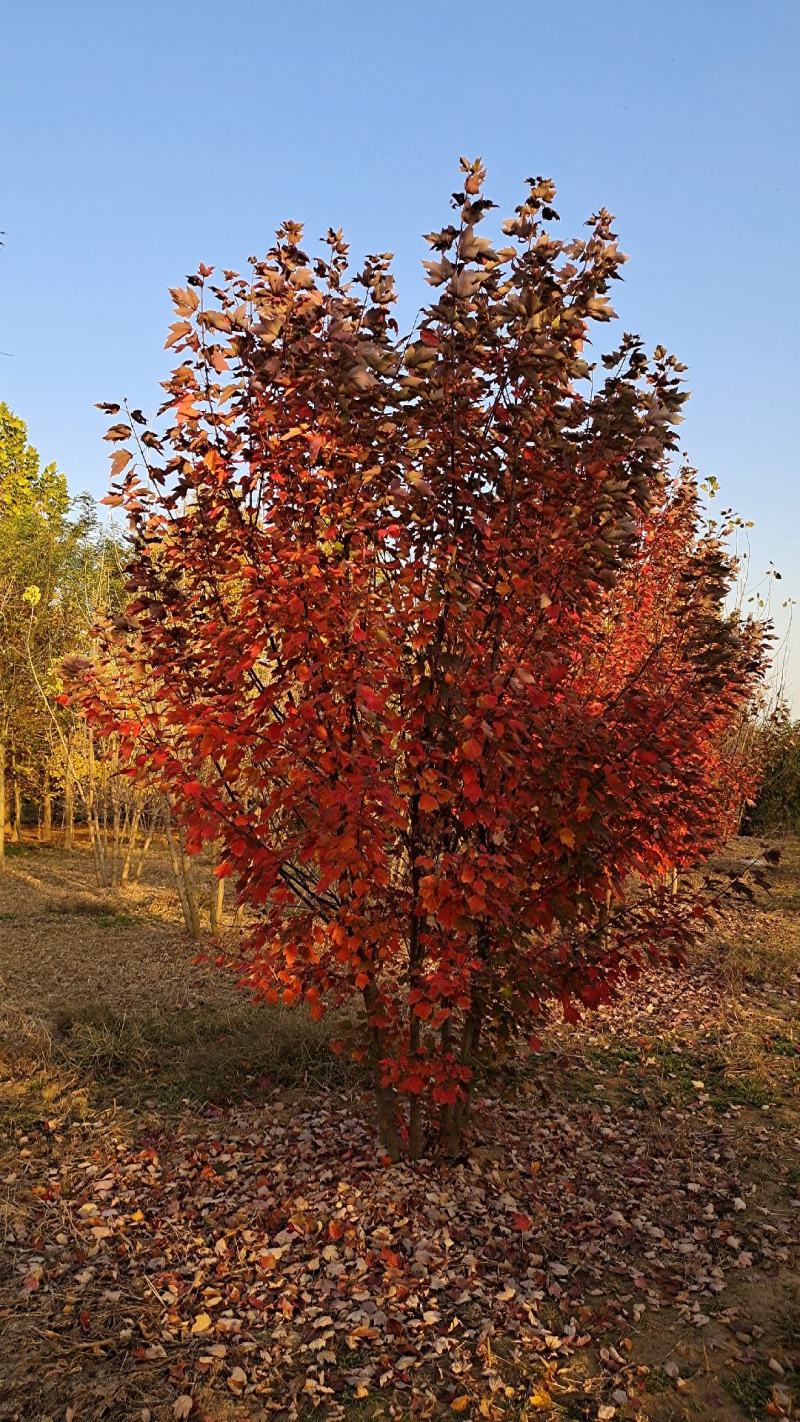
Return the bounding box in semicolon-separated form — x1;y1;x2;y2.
227;1366;247;1394
110;449;133;477
170;286;199;317
165;320;192;349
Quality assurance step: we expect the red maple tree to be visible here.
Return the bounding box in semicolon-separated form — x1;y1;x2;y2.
73;161;768;1157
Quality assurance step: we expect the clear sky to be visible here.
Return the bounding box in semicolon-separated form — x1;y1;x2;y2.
2;1;798;703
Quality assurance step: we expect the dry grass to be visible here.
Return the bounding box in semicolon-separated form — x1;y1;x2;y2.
0;837;359;1131
701;835;800;987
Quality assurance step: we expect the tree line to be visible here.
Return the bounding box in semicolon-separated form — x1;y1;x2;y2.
0;403;225;928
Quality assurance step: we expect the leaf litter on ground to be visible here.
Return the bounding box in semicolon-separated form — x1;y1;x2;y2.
0;838;798;1420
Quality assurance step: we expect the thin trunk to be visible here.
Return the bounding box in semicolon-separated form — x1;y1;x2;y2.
178;832;201;939
407;797;424;1159
440;1020;481;1158
663;865;679;896
111;804;122;886
164;817;191;930
11;775;22;842
592;887;612;952
120;800;143;884
374;1079;402;1162
109;738;121;885
0;738;6;869
164;812;201;940
440;930;488;1157
63;753;75;849
40;769;52;844
209;864;225;934
89;809;109;886
87;733;107;886
101;784;109;867
133;811;158;881
363;984;402;1162
408;1099;423;1161
10;740;21;843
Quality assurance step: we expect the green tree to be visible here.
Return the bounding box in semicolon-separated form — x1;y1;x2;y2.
742;707;800;834
0;403;104;864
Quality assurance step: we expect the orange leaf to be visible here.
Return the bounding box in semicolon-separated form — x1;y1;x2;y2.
110;448;133;477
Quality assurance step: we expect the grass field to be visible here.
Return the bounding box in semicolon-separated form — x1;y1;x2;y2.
0;838;798;1421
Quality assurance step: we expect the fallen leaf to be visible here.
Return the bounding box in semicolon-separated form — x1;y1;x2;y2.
227;1366;247;1394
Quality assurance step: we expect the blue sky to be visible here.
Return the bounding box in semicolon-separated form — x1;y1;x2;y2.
2;1;798;702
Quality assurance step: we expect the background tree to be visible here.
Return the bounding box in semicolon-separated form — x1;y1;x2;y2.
72;162;769;1156
0;402;112;865
742;707;800;834
64;622;231;923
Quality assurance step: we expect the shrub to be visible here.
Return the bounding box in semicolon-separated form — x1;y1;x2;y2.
72;162;767;1157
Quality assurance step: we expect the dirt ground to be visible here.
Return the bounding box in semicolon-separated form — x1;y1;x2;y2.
0;837;798;1422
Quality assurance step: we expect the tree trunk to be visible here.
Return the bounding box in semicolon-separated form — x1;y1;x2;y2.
209;865;225;934
63;730;75;849
133;810;158;881
11;776;22;842
10;741;21;843
164;817;192;930
120;800;143;884
87;733;109;887
0;738;6;869
408;1097;424;1160
178;832;201;939
108;737;122;885
164;812;201;940
406;799;424;1159
440;1101;466;1158
439;941;487;1157
376;1086;403;1163
63;767;75;848
40;769;52;844
363;984;402;1162
111;804;122;886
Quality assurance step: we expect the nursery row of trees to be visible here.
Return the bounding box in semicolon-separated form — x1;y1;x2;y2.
0;404;228;932
0;400;108;862
3;164;794;1156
